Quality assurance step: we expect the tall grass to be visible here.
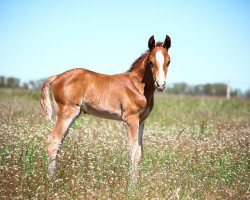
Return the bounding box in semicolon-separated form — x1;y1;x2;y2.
0;89;249;199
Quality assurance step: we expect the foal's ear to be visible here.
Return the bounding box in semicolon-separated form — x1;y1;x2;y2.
148;35;155;51
163;35;171;50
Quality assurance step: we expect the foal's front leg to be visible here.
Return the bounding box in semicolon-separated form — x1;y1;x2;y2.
125;115;142;186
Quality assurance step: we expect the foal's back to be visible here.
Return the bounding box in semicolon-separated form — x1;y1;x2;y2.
50;68;146;120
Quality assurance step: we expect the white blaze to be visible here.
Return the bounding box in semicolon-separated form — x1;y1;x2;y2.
155;50;165;85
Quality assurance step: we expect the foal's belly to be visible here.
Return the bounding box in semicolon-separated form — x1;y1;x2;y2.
81;103;122;121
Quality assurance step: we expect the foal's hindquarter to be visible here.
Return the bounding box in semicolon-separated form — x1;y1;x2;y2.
46;65;154;180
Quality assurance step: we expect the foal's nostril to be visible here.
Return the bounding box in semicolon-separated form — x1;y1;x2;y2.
156;81;165;88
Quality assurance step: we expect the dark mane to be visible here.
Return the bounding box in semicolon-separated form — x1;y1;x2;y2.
127;50;149;72
127;42;163;72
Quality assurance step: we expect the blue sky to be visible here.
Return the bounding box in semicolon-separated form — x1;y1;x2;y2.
1;0;250;91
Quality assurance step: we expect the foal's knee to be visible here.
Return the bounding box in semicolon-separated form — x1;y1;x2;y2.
46;135;61;159
130;144;142;165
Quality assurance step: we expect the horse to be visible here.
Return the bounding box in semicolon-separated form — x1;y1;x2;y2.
40;35;171;185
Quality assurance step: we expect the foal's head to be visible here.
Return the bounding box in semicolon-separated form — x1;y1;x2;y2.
147;35;171;92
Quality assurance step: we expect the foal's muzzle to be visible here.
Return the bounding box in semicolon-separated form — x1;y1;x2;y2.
155;80;166;92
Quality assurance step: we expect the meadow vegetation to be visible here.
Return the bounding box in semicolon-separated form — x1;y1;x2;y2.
0;89;249;199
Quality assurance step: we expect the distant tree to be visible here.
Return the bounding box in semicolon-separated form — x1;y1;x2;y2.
245;89;250;98
168;83;189;94
29;80;36;89
213;83;227;96
22;82;29;90
194;85;204;95
203;84;213;96
0;76;5;87
29;79;44;90
6;77;20;88
231;88;241;97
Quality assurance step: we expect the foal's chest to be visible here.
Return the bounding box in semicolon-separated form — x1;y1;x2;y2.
140;97;154;121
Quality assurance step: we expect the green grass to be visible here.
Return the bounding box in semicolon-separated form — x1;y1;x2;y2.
0;88;249;199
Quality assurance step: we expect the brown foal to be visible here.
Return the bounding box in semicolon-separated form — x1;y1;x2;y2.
40;35;171;184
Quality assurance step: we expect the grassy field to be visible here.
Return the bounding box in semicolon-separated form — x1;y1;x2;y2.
0;89;249;199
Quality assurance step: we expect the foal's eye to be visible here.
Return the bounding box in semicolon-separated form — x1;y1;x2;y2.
148;60;153;66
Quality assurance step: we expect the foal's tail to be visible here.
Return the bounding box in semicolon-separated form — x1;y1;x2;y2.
40;75;57;121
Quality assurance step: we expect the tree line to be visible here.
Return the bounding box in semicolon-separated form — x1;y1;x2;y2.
166;83;237;96
166;82;250;98
0;76;43;90
1;76;250;98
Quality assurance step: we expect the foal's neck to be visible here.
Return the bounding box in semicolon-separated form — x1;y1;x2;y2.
143;63;155;97
131;53;155;97
130;53;149;80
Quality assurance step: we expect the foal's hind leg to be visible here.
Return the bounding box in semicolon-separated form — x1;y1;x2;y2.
46;105;80;177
